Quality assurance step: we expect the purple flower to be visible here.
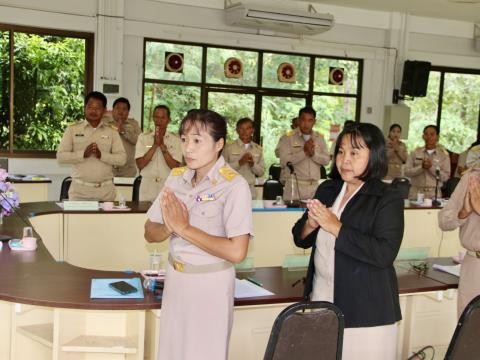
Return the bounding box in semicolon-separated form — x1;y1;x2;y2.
0;169;19;217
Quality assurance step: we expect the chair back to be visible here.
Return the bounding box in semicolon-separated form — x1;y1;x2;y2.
132;175;142;203
269;164;282;182
391;177;411;199
445;295;480;359
441;177;460;198
320;165;327;179
263;180;283;200
59;176;72;201
264;301;344;360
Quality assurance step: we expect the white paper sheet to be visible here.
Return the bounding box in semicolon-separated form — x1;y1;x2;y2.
432;263;461;277
234;278;274;298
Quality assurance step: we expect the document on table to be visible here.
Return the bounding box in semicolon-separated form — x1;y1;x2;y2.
234;278;274;298
432;263;461;277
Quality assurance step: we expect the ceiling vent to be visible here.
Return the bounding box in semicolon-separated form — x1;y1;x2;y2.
225;3;334;35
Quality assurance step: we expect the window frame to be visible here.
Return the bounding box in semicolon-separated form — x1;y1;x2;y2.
0;23;94;158
142;38;363;145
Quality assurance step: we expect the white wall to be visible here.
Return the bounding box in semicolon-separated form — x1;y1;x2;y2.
0;0;478;199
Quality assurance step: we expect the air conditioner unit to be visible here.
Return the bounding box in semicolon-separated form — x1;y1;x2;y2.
225;4;334;35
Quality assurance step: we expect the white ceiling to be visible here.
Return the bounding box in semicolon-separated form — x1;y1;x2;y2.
292;0;480;23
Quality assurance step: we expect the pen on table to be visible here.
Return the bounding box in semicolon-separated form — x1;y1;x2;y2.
246;277;263;287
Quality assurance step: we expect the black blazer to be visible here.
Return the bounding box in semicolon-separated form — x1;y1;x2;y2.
292;179;404;328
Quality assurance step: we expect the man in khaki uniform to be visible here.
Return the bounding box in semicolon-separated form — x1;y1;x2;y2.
274;117;299;184
276;106;330;201
405;125;450;199
135;105;182;202
57;91;126;201
104;97;141;177
224;117;264;199
438;169;480;316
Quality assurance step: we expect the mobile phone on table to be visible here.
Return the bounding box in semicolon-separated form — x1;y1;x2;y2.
109;281;138;295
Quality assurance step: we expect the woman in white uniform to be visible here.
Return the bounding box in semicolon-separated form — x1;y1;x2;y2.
144;109;253;360
292;123;404;359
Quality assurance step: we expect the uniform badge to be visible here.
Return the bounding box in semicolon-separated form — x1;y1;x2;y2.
171;166;188;176
195;193;215;202
101;135;109;139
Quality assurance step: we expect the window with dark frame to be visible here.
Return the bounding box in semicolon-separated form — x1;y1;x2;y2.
142;39;363;170
0;24;93;156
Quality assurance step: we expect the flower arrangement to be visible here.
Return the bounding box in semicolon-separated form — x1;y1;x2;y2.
0;169;19;220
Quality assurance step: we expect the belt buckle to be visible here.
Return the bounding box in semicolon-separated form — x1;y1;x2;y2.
173;260;185;272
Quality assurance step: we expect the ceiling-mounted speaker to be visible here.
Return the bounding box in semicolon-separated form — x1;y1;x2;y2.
329;67;344;85
277;63;295;83
224;57;243;79
400;60;431;97
164;52;184;73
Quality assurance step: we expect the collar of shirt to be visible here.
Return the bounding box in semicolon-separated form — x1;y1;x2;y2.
181;155;227;188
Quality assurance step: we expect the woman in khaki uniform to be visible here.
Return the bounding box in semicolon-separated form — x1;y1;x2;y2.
438;169;480;317
385;123;408;180
145;110;253;360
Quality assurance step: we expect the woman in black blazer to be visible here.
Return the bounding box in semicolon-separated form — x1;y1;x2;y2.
292;123;404;359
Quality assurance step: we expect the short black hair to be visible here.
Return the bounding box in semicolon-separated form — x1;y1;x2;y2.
84;91;107;108
179;109;227;155
389;123;402;132
113;97;131;110
153;104;171;118
330;123;388;181
236;117;253;128
423;124;439;135
298;106;316;118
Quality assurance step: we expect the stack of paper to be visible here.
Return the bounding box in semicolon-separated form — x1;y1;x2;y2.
234;279;274;298
432;263;461;277
63;201;99;211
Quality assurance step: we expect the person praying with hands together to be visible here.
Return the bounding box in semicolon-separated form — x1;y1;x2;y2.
292;123;404;359
144;109;253;360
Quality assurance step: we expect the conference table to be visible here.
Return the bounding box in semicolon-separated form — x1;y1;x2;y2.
0;202;461;360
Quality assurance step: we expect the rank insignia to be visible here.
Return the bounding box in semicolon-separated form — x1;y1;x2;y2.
171;166;188;176
219;166;238;181
195;193;215;202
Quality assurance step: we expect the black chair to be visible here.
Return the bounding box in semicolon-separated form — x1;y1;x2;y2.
391;177;411;199
263;179;283;200
320;165;327;179
269;164;282;182
441;176;461;198
59;176;72;201
132;175;142;203
264;301;344;360
445;295;480;359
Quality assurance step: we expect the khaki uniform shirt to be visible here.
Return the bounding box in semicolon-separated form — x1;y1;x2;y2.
405;145;451;199
466;145;480;169
135;131;182;202
104;117;141;177
56;119;126;201
438;170;480;315
276;130;330;200
385;139;408;180
223;139;264;198
147;156;253;265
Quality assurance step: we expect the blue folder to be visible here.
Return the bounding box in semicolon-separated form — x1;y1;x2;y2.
90;278;144;299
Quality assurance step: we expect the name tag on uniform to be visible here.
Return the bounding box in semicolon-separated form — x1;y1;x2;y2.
232;152;241;155
75;134;84;137
101;135;110;139
293;142;302;147
195;193;215;202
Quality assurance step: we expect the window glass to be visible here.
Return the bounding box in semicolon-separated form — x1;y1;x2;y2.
13;33;86;151
406;71;441;151
143;83;201;133
0;31;10;151
314;58;359;94
262;53;310;91
145;42;202;83
312;95;357;152
206;48;258;87
260;96;306;171
207;92;255;141
440;73;480;154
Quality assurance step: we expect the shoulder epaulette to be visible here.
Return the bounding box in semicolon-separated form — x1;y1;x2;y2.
226;140;235;145
470;145;480;153
219;166;238;181
286;130;296;137
170;166;188;176
254;143;262;149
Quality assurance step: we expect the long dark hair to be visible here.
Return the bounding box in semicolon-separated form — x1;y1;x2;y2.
330;123;388;181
